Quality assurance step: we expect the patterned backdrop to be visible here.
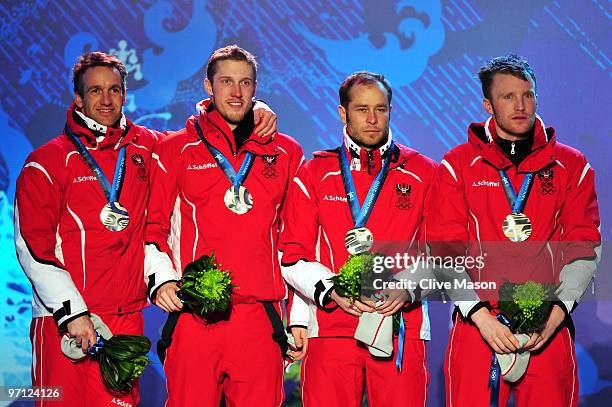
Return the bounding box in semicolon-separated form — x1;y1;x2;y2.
0;1;610;405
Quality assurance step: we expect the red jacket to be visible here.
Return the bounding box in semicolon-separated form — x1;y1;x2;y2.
280;131;437;339
144;102;304;304
14;104;161;328
427;117;601;313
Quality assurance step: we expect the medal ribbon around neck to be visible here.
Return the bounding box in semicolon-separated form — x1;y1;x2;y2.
498;170;534;214
194;120;255;192
338;141;394;228
65;124;128;216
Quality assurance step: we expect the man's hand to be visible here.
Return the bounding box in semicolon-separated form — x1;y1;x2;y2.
330;290;375;317
66;315;96;354
253;102;277;138
288;327;309;361
471;308;519;354
523;304;566;352
374;289;410;316
155;282;183;312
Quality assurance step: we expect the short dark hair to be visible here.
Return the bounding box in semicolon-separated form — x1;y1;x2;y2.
478;54;537;100
339;71;392;109
72;52;127;98
206;45;258;83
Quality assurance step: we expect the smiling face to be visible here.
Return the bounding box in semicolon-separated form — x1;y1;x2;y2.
74;66;125;127
484;73;537;140
204;59;257;130
338;82;391;150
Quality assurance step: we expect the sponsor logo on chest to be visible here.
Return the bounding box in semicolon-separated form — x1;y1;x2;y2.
187;163;218;170
323;194;347;202
471;179;500;188
73;175;97;183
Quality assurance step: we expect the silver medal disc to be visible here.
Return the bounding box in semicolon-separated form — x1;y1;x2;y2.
502;213;532;242
100;202;130;232
224;185;253;215
344;227;374;254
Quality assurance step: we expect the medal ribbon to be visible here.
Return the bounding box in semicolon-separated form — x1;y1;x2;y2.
65;125;128;215
488;313;511;407
194;121;255;191
87;332;106;358
396;312;405;371
338;141;394;228
498;170;535;214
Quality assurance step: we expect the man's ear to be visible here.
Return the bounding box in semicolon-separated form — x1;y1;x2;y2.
483;98;494;115
74;92;84;109
338;105;347;125
204;78;213;97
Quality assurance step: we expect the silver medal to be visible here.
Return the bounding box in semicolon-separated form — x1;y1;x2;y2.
344;227;374;254
224;185;253;215
100;202;130;232
502;213;532;242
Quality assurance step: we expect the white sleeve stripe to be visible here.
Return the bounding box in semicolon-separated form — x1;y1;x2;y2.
441;159;458;182
293;176;311;199
470;156;482;167
65;151;79;167
180;140;201;154
578;163;591;187
321;170;341;182
24;162;53;184
152;152;168;173
395;167;423;183
182;193;198;263
131;143;150;151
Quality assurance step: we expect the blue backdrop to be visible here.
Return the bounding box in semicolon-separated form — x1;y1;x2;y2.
1;1;610;405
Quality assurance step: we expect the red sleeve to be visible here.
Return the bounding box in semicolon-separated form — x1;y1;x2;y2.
14;150;88;327
559;154;601;265
145;138;181;257
426;154;469;256
279;159;320;264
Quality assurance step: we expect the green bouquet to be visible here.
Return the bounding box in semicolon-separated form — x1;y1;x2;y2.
498;281;559;334
179;253;235;317
330;252;382;302
96;334;151;394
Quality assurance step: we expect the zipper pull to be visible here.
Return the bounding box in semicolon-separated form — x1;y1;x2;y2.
511;142;515;155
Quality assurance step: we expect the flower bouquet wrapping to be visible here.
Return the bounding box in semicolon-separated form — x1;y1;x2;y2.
60;314;151;395
95;334;151;394
179;253;235;318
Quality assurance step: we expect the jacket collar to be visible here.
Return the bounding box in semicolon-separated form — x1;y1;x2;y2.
315;129;417;171
189;99;277;157
468;115;557;172
65;102;134;149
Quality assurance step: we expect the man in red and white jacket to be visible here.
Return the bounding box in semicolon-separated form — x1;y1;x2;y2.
14;52;161;406
145;45;303;406
427;54;601;406
14;51;277;406
280;72;436;406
